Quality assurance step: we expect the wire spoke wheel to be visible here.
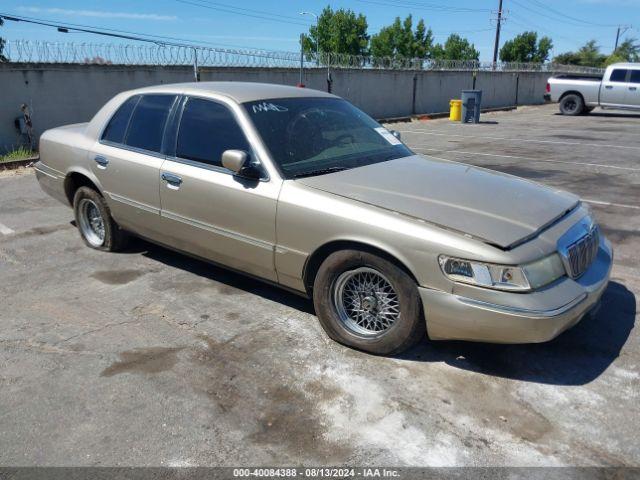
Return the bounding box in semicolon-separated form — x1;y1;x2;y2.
333;267;400;336
78;198;105;247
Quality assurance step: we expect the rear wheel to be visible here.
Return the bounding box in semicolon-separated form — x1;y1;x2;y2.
313;250;425;355
73;186;127;251
559;94;584;115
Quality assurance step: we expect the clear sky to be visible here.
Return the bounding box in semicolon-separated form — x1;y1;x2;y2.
1;0;639;61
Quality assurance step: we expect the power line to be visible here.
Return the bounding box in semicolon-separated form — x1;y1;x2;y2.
507;12;577;42
524;0;619;28
510;0;616;29
0;12;303;52
356;0;491;13
173;0;312;27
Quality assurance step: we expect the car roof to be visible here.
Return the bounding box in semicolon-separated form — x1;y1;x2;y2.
126;81;338;103
609;62;640;69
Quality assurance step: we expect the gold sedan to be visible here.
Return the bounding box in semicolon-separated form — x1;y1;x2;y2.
35;82;612;354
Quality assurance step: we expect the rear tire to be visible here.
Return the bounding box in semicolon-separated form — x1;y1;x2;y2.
313;250;425;355
73;186;127;252
559;94;584;116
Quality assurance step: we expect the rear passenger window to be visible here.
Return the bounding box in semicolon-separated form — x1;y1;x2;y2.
609;69;629;82
630;70;640;84
176;98;250;168
102;96;139;144
124;95;176;153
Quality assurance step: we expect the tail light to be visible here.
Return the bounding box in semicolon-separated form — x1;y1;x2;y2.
546;82;551;93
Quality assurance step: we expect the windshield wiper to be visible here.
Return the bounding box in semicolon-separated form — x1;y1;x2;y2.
292;166;349;178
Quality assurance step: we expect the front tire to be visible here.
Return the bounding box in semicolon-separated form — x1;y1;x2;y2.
73;186;127;251
559;94;584;115
313;250;425;355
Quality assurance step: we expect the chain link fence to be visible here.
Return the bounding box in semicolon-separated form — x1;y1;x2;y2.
2;40;606;74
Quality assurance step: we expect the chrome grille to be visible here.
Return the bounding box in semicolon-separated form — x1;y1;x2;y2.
565;226;599;278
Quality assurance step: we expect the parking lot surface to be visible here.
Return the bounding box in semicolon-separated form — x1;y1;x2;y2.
0;104;638;467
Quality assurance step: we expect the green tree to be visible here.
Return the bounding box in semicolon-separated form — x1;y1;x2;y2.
577;40;607;67
431;34;480;61
499;31;553;62
0;18;6;62
553;40;609;67
302;6;369;57
603;39;639;66
369;15;434;59
552;51;582;65
554;43;596;66
613;38;639;62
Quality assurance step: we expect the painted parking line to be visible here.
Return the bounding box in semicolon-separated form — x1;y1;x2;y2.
411;146;640;172
399;130;640;151
0;222;15;235
417;152;640;211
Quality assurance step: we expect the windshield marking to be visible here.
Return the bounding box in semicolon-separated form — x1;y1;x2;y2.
252;102;288;113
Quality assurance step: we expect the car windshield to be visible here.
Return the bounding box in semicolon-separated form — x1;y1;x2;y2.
243;97;413;179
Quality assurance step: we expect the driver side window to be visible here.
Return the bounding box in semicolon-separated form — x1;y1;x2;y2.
176;97;250;169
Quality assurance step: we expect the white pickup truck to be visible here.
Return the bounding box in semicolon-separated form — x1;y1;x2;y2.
547;62;640;115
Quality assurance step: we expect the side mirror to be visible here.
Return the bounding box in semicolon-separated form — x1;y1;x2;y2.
390;130;401;141
221;150;261;179
222;149;248;173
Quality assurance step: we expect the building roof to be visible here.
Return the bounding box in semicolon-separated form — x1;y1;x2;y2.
128;81;337;103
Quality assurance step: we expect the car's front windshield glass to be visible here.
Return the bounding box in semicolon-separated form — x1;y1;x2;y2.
243;97;413;179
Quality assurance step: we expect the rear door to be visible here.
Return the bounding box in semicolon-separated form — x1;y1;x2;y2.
158;96;281;281
91;94;178;238
600;68;630;107
626;69;640;107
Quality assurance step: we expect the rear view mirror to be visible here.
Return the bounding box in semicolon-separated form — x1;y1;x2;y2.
221;150;261;179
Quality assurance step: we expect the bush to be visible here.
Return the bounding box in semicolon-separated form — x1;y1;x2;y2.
0;146;36;163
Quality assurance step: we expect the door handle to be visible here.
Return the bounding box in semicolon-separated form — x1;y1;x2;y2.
161;172;183;189
605;85;613;89
94;155;109;169
630;87;638;91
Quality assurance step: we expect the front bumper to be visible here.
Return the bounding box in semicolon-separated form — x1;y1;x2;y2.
420;238;613;343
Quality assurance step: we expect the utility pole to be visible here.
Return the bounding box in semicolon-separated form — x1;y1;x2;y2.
492;0;504;66
614;25;632;51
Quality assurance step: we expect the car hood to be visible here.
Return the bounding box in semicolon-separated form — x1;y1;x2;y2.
296;155;579;249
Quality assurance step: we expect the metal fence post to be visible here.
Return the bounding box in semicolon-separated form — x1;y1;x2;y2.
192;47;199;82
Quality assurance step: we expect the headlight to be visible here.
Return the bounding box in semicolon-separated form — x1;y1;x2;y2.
439;254;566;292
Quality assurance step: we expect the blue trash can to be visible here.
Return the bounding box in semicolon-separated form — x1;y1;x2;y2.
461;90;482;123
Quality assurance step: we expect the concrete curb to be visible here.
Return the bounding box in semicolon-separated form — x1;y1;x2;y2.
0;156;38;171
380;105;518;124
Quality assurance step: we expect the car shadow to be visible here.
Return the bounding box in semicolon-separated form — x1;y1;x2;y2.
135;237;314;314
129;237;634;386
400;281;635;386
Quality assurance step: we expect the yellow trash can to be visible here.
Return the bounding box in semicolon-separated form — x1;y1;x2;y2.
449;99;462;121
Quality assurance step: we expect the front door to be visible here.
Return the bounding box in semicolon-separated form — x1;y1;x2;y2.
625;70;640;107
158;96;281;281
600;68;630;107
91;94;177;238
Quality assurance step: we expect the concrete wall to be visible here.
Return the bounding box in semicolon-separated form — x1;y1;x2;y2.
0;63;549;152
